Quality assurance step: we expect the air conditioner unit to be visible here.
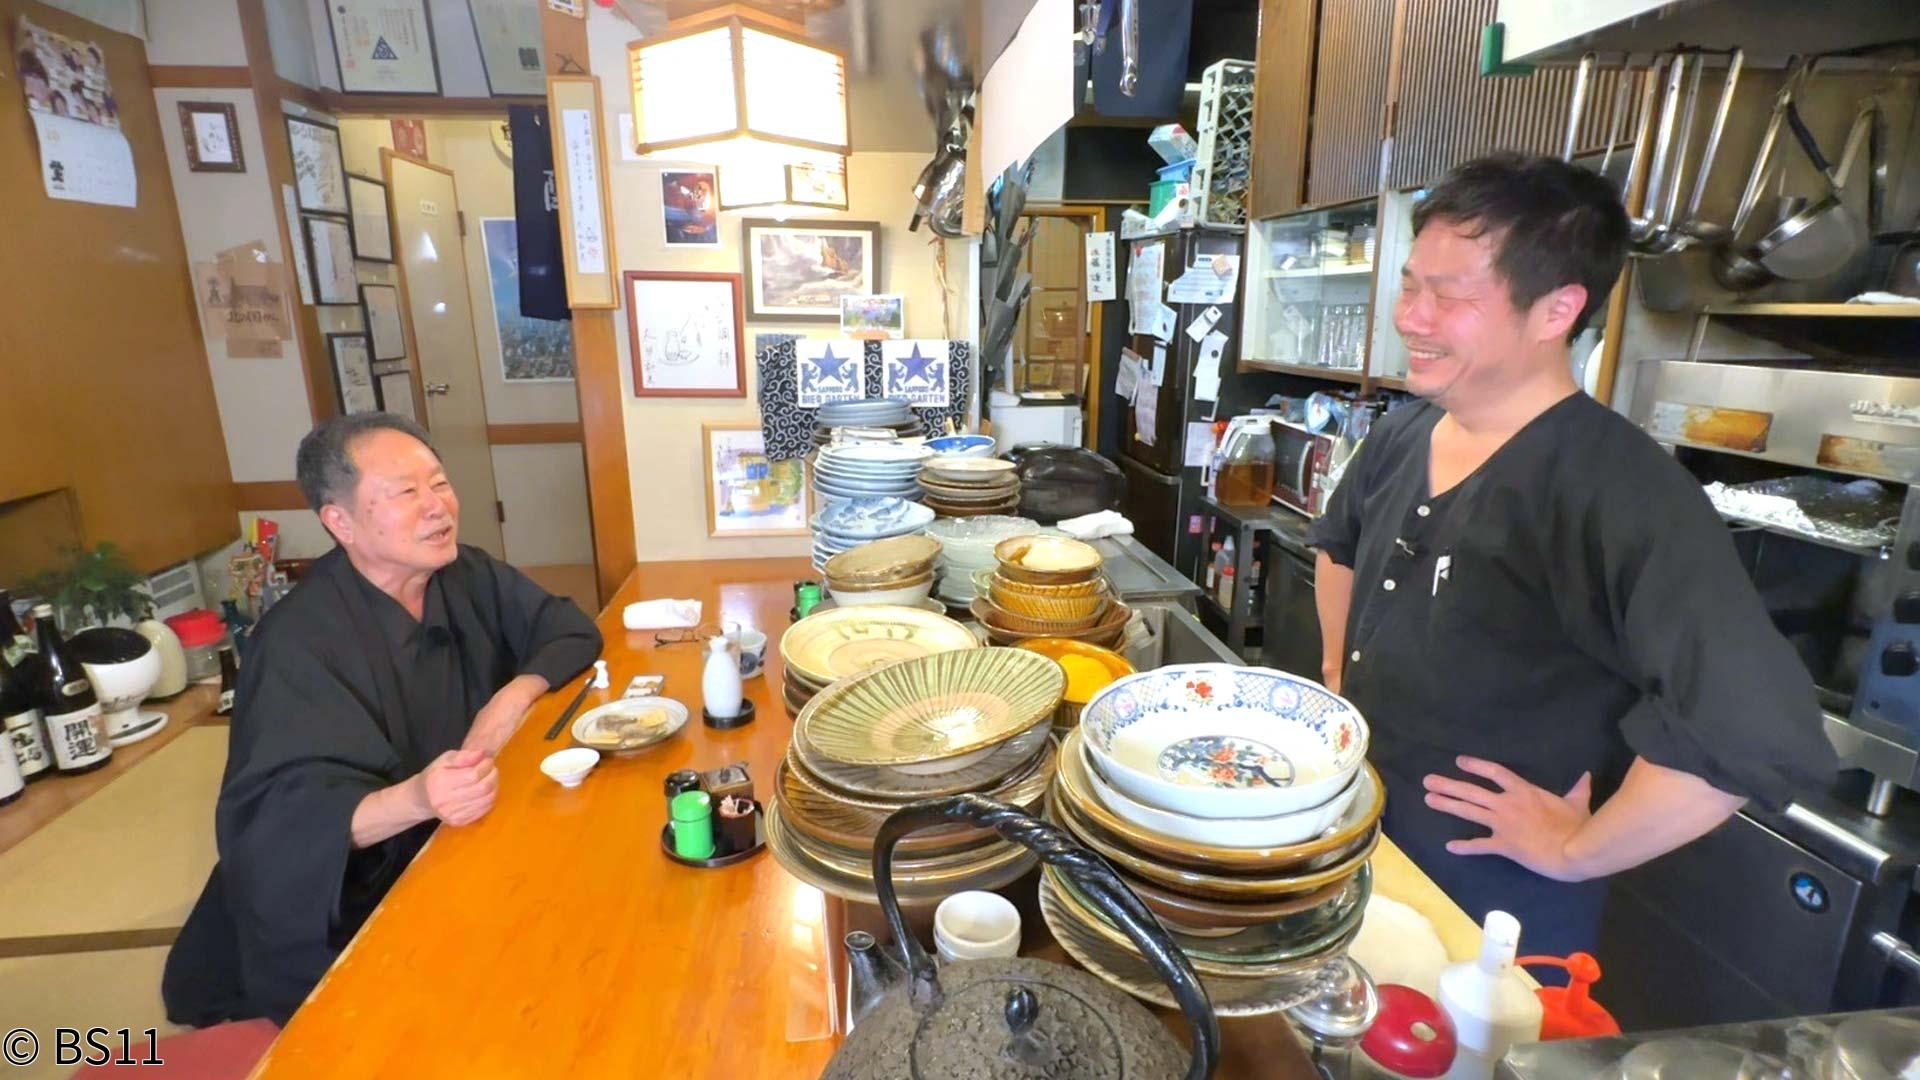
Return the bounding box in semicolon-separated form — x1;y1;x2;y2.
145;561;204;621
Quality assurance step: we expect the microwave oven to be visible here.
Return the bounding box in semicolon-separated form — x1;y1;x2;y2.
1271;420;1336;517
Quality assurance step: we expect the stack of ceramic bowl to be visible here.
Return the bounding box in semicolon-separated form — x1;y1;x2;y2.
811;496;937;573
919;457;1021;518
812;442;935;508
970;535;1131;648
812;399;924;448
1041;664;1381;1016
768;647;1067;906
926;516;1042;606
1013;638;1134;729
778;604;979;719
823;535;942;609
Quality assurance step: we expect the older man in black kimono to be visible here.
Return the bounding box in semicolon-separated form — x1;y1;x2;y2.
164;414;600;1025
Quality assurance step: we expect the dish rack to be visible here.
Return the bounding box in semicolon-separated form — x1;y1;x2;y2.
1194;58;1256;231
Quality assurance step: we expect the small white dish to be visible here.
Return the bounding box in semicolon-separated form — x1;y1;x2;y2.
1079;738;1363;848
540;747;600;788
934;890;1022;962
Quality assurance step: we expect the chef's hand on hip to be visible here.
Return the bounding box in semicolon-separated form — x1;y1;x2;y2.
1422;757;1594;882
420;748;500;827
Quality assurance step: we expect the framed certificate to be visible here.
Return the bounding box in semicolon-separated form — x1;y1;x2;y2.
327;0;442;95
286;115;347;213
466;0;545;96
346;174;394;262
328;333;380;414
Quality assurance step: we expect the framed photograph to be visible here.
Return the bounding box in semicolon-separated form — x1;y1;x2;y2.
391;117;428;158
624;271;744;398
346;174;394;262
741;218;881;322
328;334;380;414
660;169;718;246
840;294;905;339
467;0;545;96
178;101;243;173
360;284;407;360
482;218;575;381
286;115;348;213
326;0;442;95
378;371;417;421
702;424;809;538
304;215;358;305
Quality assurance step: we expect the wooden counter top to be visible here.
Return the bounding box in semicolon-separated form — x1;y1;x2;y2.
249;558;1479;1079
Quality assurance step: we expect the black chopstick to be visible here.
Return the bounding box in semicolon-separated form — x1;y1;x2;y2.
543;671;598;741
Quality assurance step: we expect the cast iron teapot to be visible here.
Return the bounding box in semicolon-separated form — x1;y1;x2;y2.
822;794;1221;1079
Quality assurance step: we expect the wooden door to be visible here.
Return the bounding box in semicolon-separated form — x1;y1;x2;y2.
1304;0;1400;205
384;149;506;559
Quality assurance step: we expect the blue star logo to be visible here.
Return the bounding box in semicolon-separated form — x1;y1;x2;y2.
892;344;944;388
808;344;856;389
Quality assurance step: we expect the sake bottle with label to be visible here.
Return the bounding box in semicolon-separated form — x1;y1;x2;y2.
32;604;111;774
0;653;51;784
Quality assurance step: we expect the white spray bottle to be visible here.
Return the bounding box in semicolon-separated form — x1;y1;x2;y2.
1437;911;1543;1080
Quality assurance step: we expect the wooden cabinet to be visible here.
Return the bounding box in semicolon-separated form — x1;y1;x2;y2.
1247;0;1318;219
1303;0;1398;206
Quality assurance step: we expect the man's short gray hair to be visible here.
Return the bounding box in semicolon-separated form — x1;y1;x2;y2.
295;413;439;513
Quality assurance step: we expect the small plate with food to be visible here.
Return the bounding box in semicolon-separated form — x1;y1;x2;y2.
571;696;689;753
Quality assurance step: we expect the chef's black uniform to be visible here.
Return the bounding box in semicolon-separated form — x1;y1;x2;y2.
1309;393;1838;959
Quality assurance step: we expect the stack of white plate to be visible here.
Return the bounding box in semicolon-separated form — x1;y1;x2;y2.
811;497;937;572
812;442;934;507
926;515;1042;605
813;398;924;447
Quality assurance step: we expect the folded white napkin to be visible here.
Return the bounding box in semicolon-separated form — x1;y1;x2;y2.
1057;510;1135;540
622;599;702;630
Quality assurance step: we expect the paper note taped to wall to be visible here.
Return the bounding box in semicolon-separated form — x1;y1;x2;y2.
1115;348;1142;402
31;113;135;208
561;107;607;276
1085;231;1117;302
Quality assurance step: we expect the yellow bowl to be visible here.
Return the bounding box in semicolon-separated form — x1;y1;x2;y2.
1014;638;1134;726
993;535;1103;585
970;593;1108;635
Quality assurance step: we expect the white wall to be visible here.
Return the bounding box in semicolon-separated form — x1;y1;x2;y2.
585;4;969;564
143;0;245;65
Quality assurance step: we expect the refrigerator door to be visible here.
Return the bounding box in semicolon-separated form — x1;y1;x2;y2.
1121;234;1188;475
1118;454;1183;568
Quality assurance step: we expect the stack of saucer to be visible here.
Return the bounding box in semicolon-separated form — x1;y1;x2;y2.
778;604;978;719
1040;664;1381;1016
811;497;936;573
812;398;924;448
919;457;1021;518
812;442;934;508
768;646;1066;906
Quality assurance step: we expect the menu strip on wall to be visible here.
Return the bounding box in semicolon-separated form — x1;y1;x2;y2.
546;75;618;309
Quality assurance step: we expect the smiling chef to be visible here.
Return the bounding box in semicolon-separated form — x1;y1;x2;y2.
1310;153;1838;959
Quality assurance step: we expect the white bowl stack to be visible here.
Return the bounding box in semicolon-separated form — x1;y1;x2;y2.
925;515;1042;606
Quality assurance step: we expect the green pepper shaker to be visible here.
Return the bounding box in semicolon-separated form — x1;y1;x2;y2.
670;790;715;860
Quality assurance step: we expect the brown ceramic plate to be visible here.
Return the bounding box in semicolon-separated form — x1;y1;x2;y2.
969;594;1109;635
775;737;1054;856
973;597;1130;642
1053;727;1385;873
1115;865;1350;931
765;799;1037;907
821;535;942;585
1045;788;1379;902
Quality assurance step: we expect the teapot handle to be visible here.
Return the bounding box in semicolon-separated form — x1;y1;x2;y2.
872;793;1221;1080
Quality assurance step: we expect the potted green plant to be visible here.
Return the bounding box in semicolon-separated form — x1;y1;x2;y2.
23;543;154;630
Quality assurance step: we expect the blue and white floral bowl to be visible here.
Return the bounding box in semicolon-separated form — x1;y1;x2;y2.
1079;664;1368;819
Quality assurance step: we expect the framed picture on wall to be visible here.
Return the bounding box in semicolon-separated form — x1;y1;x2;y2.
467;0;545;96
346;174;394;262
840;294;905;339
660;169;718;246
378;371;417;421
178;101;244;173
624;270;745;399
360;284;407;360
479;217;575;381
328;333;379;414
286;115;348;213
702;424;809;538
304;215;358;305
741;218;881;322
327;0;442;95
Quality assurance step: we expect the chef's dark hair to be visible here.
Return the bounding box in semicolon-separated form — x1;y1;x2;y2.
1412;153;1628;341
296;413;441;513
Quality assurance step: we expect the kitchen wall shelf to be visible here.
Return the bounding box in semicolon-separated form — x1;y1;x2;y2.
1703;303;1920;319
1265;263;1375;279
1238;360;1367;384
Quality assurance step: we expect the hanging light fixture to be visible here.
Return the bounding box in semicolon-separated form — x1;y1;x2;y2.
628;5;851;211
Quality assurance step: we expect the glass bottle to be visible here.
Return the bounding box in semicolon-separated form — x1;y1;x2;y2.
0;655;51;783
215;645;238;716
33;604;111;774
1217;421;1277;507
